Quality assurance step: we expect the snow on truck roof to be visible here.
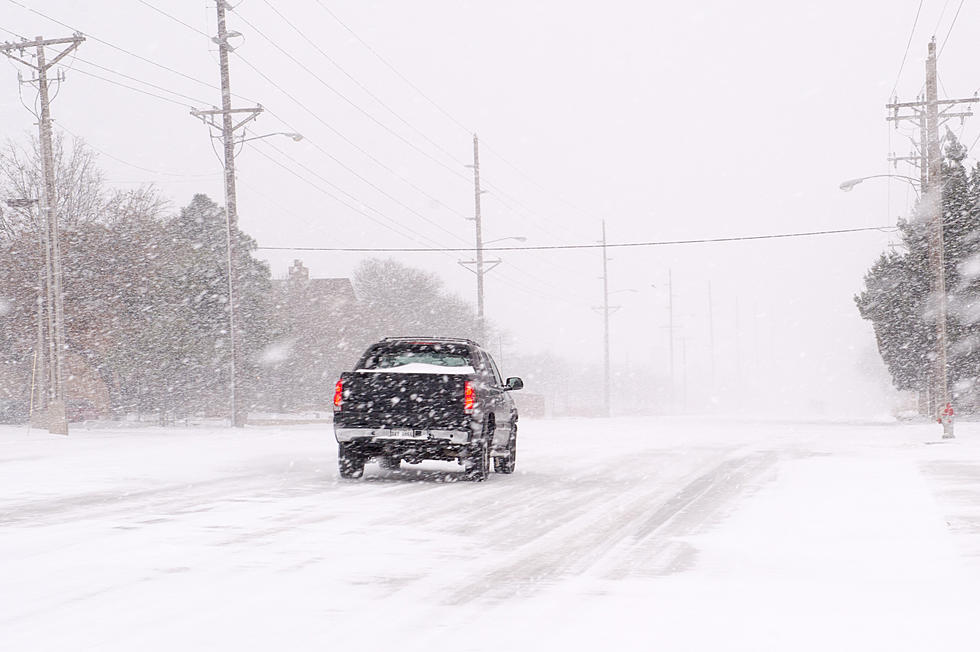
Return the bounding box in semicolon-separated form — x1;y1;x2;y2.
356;363;476;375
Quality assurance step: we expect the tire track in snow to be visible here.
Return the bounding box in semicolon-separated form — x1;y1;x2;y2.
438;451;777;605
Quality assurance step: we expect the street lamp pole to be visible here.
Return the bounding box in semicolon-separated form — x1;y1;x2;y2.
839;174;921;195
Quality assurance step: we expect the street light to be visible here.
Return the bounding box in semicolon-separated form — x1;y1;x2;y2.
6;198;39;208
240;132;303;143
839;174;920;195
484;236;527;245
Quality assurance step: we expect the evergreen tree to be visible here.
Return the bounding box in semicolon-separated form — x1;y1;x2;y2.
856;133;980;407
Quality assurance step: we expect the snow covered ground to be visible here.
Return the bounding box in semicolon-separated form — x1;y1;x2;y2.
3;416;980;651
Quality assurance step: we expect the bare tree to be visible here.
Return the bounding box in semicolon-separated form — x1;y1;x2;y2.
0;132;105;240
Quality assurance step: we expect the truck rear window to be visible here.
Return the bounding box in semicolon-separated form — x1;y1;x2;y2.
357;343;474;372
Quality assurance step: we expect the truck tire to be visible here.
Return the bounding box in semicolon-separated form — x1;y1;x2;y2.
338;443;365;479
464;438;490;482
378;455;400;471
494;423;517;474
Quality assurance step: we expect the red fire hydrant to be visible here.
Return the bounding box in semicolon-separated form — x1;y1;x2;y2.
939;402;955;439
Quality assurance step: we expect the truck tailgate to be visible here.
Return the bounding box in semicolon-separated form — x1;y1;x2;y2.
335;371;470;428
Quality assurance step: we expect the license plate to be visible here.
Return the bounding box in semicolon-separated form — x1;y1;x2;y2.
390;429;420;438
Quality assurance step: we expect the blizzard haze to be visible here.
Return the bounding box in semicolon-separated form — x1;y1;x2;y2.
6;3;980;649
1;0;958;416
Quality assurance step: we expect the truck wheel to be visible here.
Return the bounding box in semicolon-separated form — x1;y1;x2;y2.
494;423;517;474
378;455;400;471
464;439;489;482
338;443;365;479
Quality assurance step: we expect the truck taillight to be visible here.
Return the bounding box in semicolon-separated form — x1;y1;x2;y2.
334;380;343;409
464;381;475;413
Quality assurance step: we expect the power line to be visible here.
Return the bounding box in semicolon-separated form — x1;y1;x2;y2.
309;0;599;241
70;66;194;107
136;0;211;39
255;225;897;252
938;0;967;57
258;138;469;245
232;52;467;219
933;0;953;34
249;144;454;251
129;1;473;221
232;10;472;187
5;0;256;103
71;55;211;106
0;24;26;40
256;0;469;171
57;122;220;178
891;0;925;98
313;0;472;136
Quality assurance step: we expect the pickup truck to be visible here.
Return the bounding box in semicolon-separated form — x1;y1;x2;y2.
332;337;524;481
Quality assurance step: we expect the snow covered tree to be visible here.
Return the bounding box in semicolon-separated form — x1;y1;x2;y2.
856;133;980;408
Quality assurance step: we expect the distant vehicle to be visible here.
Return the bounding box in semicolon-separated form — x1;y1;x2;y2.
333;337;524;481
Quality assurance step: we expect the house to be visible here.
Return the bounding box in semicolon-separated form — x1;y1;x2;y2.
261;260;359;412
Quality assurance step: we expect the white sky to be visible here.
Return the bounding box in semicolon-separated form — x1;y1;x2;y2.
2;0;977;414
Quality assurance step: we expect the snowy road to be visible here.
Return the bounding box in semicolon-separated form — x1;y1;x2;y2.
3;417;980;650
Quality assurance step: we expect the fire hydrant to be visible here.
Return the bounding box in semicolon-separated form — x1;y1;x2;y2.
938;402;955;439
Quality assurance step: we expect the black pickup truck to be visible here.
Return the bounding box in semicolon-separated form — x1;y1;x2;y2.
332;337;523;481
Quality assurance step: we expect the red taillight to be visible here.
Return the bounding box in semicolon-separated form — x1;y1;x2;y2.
464;381;475;413
334;380;344;409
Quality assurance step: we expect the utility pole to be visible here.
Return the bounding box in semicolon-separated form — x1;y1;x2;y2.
601;220;611;417
667;269;675;411
887;38;977;438
1;34;85;436
460;134;499;344
191;1;262;428
708;281;715;383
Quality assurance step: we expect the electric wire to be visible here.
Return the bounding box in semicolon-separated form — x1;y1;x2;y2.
233;52;468;219
231;10;472;188
4;0;258;104
136;0;211;39
0;24;27;40
313;0;471;136
259;137;469;246
255;225;897;252
308;0;602;242
57;122;221;179
249;143;454;251
253;140;576;299
938;0;967;57
890;0;925;99
71;55;212;106
256;0;471;172
245;143;573;303
70;66;195;107
3;3;582;305
132;0;473;220
933;0;953;35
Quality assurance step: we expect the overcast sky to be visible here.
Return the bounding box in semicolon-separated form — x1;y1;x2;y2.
3;0;977;415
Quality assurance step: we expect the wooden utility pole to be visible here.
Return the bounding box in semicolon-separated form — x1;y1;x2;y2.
472;133;486;340
708;281;715;383
601;220;611;417
667;269;675;411
191;1;262;427
1;34;85;435
887;38;977;438
459;134;499;344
